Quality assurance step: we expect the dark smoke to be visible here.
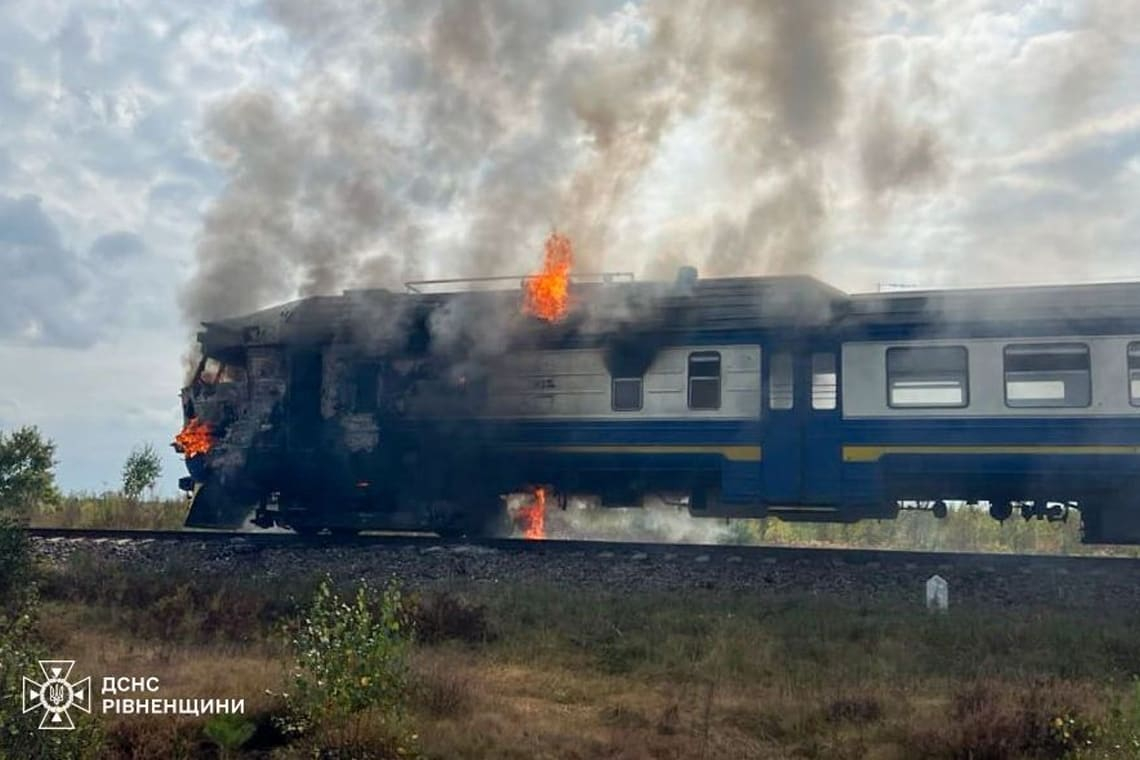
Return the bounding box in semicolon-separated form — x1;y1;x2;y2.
180;0;949;331
180;88;423;323
859;100;944;199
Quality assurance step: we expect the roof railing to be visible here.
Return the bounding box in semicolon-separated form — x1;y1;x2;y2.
403;272;635;294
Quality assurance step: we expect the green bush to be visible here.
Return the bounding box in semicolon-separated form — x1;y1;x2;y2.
0;519;102;759
284;575;416;753
0;429;103;757
1073;678;1140;759
203;713;256;758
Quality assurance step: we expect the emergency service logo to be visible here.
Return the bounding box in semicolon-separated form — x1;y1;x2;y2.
22;660;91;730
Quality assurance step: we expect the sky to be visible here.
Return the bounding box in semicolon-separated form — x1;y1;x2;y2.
1;0;1139;495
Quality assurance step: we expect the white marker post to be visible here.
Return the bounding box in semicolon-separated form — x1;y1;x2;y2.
926;574;949;613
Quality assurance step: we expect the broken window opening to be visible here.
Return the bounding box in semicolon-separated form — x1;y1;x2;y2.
353;362;382;414
612;376;643;411
688;352;721;410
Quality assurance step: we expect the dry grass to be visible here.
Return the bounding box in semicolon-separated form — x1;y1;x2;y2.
30;492;187;530
21;564;1140;759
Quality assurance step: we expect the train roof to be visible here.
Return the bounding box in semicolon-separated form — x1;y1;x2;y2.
196;270;1140;353
844;280;1140;328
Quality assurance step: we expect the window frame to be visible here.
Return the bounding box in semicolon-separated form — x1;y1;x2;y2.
611;375;644;412
1128;342;1140;408
811;352;838;411
1002;342;1091;409
687;351;722;411
885;345;970;409
769;352;794;411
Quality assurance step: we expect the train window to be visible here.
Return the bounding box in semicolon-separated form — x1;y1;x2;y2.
811;353;837;410
770;353;794;410
1130;343;1140;406
1003;343;1090;408
887;346;969;407
198;358;223;384
688;352;721;410
612;376;643;411
218;363;247;385
353;363;381;413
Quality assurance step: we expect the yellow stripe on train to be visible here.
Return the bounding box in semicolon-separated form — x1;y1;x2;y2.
842;445;1140;463
519;445;763;462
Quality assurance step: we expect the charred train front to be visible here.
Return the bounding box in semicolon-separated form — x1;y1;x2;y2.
176;273;1140;544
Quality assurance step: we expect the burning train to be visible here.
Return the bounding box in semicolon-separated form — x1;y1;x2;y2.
175;238;1140;544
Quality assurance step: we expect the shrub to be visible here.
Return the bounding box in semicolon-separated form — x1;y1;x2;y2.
203;713;256;758
0;518;103;758
1073;678;1140;759
408;590;494;645
411;659;475;718
285;575;416;753
905;679;1099;759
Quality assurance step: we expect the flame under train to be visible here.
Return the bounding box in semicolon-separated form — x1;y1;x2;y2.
177;262;1140;544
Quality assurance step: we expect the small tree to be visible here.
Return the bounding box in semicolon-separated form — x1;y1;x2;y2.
0;428;102;756
285;575;415;752
0;426;59;515
121;443;162;502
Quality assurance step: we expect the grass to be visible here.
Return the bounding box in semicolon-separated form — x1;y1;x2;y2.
30;492;187;530
20;554;1140;758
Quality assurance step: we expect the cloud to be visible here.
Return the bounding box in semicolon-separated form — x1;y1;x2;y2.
90;230;147;262
0;194;165;347
0;194;98;347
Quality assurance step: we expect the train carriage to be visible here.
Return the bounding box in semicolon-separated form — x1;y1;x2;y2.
175;269;1140;544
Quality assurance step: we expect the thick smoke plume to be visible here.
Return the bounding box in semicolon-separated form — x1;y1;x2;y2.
181;0;954;326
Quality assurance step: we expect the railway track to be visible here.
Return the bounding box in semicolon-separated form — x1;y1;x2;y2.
26;526;1140;575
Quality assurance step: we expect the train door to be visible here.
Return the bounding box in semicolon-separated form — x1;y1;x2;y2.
762;345;843;505
762;349;800;502
287;350;324;452
801;348;842;505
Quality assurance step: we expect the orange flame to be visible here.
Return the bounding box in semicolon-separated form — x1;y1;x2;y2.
516;487;547;540
174;417;213;458
523;232;573;322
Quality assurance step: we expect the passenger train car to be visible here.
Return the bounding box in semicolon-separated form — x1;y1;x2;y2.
176;269;1140;544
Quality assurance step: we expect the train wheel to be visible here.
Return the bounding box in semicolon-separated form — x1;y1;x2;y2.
989;501;1013;522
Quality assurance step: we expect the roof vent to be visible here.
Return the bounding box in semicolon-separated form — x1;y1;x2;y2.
675;266;698;295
